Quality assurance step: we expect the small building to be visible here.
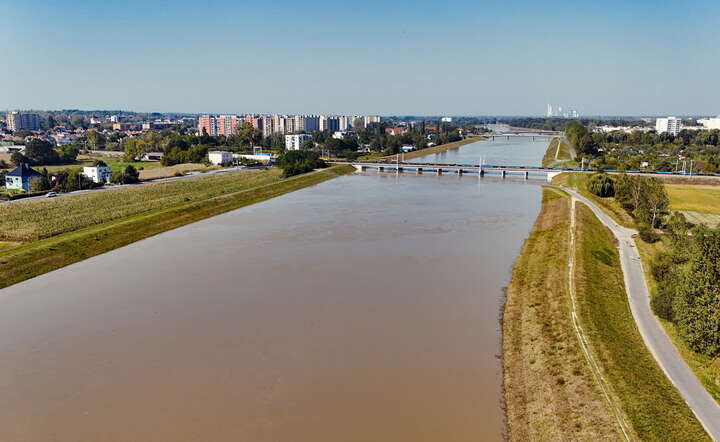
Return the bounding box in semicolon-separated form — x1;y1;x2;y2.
332;131;357;139
139;152;163;162
5;163;42;191
83;165;112;184
208;150;234;165
285;134;313;150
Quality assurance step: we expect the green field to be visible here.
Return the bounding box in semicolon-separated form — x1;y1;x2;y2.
574;202;709;441
666;184;720;214
542;138;575;168
0;165;355;289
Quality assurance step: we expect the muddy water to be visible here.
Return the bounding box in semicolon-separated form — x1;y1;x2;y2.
0;142;545;441
409;135;551;166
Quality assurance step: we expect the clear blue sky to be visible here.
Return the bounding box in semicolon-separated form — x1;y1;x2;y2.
2;0;718;116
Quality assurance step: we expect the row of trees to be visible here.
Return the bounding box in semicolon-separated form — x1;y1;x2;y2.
8;139;79;166
650;217;720;358
276;150;327;177
586;173;669;237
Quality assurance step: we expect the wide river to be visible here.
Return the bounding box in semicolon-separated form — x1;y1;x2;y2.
0;137;549;441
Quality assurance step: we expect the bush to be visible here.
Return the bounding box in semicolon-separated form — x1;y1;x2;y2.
638;226;660;243
587;173;615;197
276;150;327;178
651;287;675;321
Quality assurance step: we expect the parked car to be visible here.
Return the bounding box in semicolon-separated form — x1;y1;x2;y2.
45;192;58;198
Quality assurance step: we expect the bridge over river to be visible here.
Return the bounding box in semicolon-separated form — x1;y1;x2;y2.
342;161;720;182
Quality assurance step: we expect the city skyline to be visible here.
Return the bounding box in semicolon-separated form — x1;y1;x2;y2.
2;1;719;115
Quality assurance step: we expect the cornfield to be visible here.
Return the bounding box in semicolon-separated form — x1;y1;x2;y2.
0;169;283;242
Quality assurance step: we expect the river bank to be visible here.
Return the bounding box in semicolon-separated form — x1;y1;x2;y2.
503;185;709;440
376;137;481;161
0;164;355;289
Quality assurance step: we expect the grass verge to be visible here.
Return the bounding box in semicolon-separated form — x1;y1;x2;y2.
553;172;635;228
573;202;709;441
503;188;623;440
377;137;482;161
0;164;355;289
541;138;575;168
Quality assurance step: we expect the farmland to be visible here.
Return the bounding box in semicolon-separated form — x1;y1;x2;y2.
0;164;355;288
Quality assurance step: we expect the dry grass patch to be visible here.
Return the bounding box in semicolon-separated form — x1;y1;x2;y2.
503;188;623;441
666;184;720;214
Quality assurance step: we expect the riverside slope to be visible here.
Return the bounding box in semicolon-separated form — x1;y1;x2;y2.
561;186;720;440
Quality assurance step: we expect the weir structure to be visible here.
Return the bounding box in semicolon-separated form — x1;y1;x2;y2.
353;162;564;182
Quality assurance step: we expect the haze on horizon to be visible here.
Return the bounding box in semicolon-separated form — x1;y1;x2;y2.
1;0;718;116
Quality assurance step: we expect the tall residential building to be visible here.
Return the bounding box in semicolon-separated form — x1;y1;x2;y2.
6;112;40;131
304;115;320;132
363;115;380;127
338;116;351;131
320;116;340;132
546;104;554;117
656;117;682;135
285;134;313;150
217;115;240;136
198;115;218;136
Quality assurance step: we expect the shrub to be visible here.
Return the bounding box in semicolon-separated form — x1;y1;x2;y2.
651;286;675;321
277;150;327;177
638;226;660;243
587;173;615;197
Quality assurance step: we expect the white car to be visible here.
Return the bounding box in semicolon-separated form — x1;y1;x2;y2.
45;192;58;198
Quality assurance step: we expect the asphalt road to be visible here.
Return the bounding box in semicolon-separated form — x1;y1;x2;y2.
562;186;720;440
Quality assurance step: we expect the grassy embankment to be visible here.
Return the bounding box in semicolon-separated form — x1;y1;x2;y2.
636;182;720;403
372;137;481;161
504;188;624;440
505;185;709;440
21;155;220;181
541;138;576;168
0;164;355;289
557;172;720;405
573;202;708;440
552;172;635;227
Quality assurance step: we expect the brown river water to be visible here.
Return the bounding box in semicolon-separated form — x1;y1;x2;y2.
0;139;547;441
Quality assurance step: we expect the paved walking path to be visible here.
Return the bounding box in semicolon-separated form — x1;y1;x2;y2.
562;186;720;440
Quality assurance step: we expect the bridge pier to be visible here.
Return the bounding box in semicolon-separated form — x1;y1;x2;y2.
436;168;442;175
457;169;463;175
397;167;403;173
416;167;422;174
360;165;367;171
378;166;384;172
501;170;506;178
524;171;529;179
479;168;485;177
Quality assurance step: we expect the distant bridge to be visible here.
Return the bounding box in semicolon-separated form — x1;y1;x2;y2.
486;134;557;141
351;162;564;182
347;161;720;182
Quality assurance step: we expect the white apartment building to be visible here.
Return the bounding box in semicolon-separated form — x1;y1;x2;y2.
83;165;112;184
363;115;380;127
285;134;313;150
6;112;40;131
441;117;453;123
698;116;720;130
208;150;234;165
655;117;682;135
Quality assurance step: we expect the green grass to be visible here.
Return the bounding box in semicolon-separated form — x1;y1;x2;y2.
635;239;720;405
542;138;575;168
0;165;355;289
0;168;285;241
504;188;624;440
666;184;720;214
33;157;164;175
574;202;709;441
559;172;636;228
